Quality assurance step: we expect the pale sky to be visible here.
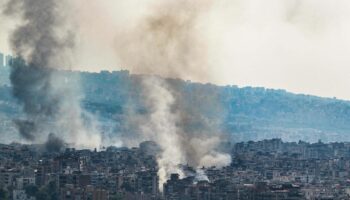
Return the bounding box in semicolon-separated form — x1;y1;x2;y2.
1;0;350;100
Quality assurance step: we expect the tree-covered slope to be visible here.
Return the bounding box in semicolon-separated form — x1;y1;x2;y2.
1;68;350;143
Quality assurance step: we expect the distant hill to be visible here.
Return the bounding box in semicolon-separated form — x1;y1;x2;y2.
1;67;350;143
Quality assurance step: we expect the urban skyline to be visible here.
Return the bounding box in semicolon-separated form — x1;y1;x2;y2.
1;0;350;199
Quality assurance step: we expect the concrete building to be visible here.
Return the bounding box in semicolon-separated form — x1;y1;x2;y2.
0;53;4;68
16;177;35;189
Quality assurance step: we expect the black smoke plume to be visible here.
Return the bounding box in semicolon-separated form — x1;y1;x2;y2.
13;119;36;141
45;133;65;153
2;0;73;142
2;0;101;148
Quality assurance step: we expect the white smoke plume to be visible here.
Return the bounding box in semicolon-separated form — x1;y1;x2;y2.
141;77;185;187
114;0;231;189
194;168;210;183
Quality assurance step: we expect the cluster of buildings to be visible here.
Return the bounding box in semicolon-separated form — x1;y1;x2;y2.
1;139;350;200
0;141;160;200
162;139;350;199
228;139;350;199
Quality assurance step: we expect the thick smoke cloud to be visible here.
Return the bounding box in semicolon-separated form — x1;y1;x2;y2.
115;0;231;188
67;0;350;100
2;0;101;148
115;0;211;82
4;0;350;99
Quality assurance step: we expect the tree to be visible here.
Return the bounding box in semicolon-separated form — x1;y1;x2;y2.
25;185;39;197
0;187;9;200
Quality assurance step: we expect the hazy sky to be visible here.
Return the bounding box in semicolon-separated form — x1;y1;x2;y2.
1;0;350;100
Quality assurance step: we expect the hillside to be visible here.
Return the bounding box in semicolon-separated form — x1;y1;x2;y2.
1;67;350;143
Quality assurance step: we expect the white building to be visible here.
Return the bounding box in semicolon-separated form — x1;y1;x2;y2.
16;177;35;189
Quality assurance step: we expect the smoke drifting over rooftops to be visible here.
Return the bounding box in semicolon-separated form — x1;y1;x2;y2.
114;0;231;188
1;1;232;187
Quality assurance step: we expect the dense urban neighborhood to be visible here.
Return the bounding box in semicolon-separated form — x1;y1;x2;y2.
2;0;350;199
2;139;350;199
2;52;350;200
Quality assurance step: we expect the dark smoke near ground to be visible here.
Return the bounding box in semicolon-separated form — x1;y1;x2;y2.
2;0;71;142
10;59;62;141
45;133;65;153
2;0;101;148
171;82;229;167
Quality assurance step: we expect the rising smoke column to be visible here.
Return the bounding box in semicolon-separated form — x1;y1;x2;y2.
2;0;101;148
115;0;231;189
141;77;186;183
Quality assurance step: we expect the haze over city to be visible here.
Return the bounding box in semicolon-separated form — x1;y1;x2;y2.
1;0;350;99
1;0;350;199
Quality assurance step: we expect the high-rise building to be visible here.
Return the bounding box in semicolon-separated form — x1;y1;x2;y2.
6;55;12;67
0;53;4;68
